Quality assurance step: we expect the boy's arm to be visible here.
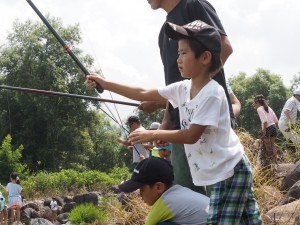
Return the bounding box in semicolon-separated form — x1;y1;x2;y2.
86;73;165;102
129;124;206;145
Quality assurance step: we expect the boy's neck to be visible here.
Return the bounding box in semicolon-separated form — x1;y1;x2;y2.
190;75;211;99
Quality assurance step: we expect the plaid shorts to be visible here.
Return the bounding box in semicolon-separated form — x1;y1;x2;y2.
207;154;262;225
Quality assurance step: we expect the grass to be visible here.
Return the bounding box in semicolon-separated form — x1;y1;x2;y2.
20;130;300;224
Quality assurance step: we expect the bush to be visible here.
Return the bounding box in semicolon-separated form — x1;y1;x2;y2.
69;203;106;225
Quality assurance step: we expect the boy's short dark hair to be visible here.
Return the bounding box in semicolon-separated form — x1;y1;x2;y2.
164;20;222;72
127;115;140;125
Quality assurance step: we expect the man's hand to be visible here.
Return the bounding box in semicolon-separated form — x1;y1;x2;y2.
138;100;167;113
139;154;145;160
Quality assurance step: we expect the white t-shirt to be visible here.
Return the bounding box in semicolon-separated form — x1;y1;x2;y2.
50;200;57;211
278;96;300;130
132;126;150;163
158;79;244;186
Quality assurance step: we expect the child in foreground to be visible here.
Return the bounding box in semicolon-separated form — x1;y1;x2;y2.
115;156;209;225
87;20;261;224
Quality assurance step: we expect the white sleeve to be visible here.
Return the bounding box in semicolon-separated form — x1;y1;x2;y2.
158;81;184;108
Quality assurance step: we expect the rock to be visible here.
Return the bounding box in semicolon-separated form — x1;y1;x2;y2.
57;212;69;224
73;192;100;206
279;180;300;205
31;218;54;225
63;202;77;213
281;160;300;191
266;199;300;224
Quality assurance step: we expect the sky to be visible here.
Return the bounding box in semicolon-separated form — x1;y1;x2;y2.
1;0;300;125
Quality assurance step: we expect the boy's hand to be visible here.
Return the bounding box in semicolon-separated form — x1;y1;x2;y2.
86;73;106;89
128;130;155;145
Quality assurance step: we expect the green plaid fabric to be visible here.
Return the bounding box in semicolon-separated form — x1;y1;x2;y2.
207;155;262;225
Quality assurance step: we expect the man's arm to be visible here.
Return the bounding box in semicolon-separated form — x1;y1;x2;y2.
229;92;241;118
138;100;167;113
220;35;233;65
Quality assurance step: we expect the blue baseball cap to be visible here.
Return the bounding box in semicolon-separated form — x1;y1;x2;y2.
154;144;172;151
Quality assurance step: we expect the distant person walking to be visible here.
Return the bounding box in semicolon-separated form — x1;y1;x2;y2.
6;172;22;225
278;89;300;146
253;95;279;165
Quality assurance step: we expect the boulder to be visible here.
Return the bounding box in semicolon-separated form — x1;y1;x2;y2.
73;192;100;206
31;218;54;225
281;160;300;191
63;202;77;213
57;212;69;224
279;180;300;205
266;199;300;224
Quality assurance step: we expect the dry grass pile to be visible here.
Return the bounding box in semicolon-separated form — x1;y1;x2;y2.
104;130;288;224
104;192;150;225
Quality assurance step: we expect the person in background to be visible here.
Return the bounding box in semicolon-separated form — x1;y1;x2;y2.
50;197;58;223
6;172;22;225
118;116;150;170
278;89;300;147
148;122;161;157
115;157;210;225
138;0;233;196
0;192;7;225
226;80;241;122
253;94;279;165
154;143;172;161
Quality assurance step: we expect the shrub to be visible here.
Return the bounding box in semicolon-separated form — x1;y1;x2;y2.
69;203;106;225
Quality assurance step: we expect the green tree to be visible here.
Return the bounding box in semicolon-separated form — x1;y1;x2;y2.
135;108;164;129
0;134;29;183
0;18;122;172
290;71;300;91
229;68;288;136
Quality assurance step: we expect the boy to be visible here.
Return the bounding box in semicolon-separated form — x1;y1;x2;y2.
87;20;261;224
115;157;209;225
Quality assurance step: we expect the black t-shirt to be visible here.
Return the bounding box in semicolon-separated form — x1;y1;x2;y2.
159;0;234;129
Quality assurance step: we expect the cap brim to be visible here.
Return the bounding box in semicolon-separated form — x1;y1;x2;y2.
165;22;190;40
118;180;144;193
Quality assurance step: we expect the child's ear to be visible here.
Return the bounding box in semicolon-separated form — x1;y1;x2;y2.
155;182;167;194
201;51;212;65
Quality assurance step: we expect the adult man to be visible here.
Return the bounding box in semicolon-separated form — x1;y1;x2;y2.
278;89;300;144
138;0;233;194
115;157;210;225
118;116;150;169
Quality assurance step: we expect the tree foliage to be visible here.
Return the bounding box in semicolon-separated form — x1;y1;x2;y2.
0;18;123;172
229;68;288;136
0;134;29;183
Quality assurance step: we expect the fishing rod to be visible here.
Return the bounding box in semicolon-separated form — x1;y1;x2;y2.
26;0;104;94
0;183;5;191
1;85;141;155
0;85;139;107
